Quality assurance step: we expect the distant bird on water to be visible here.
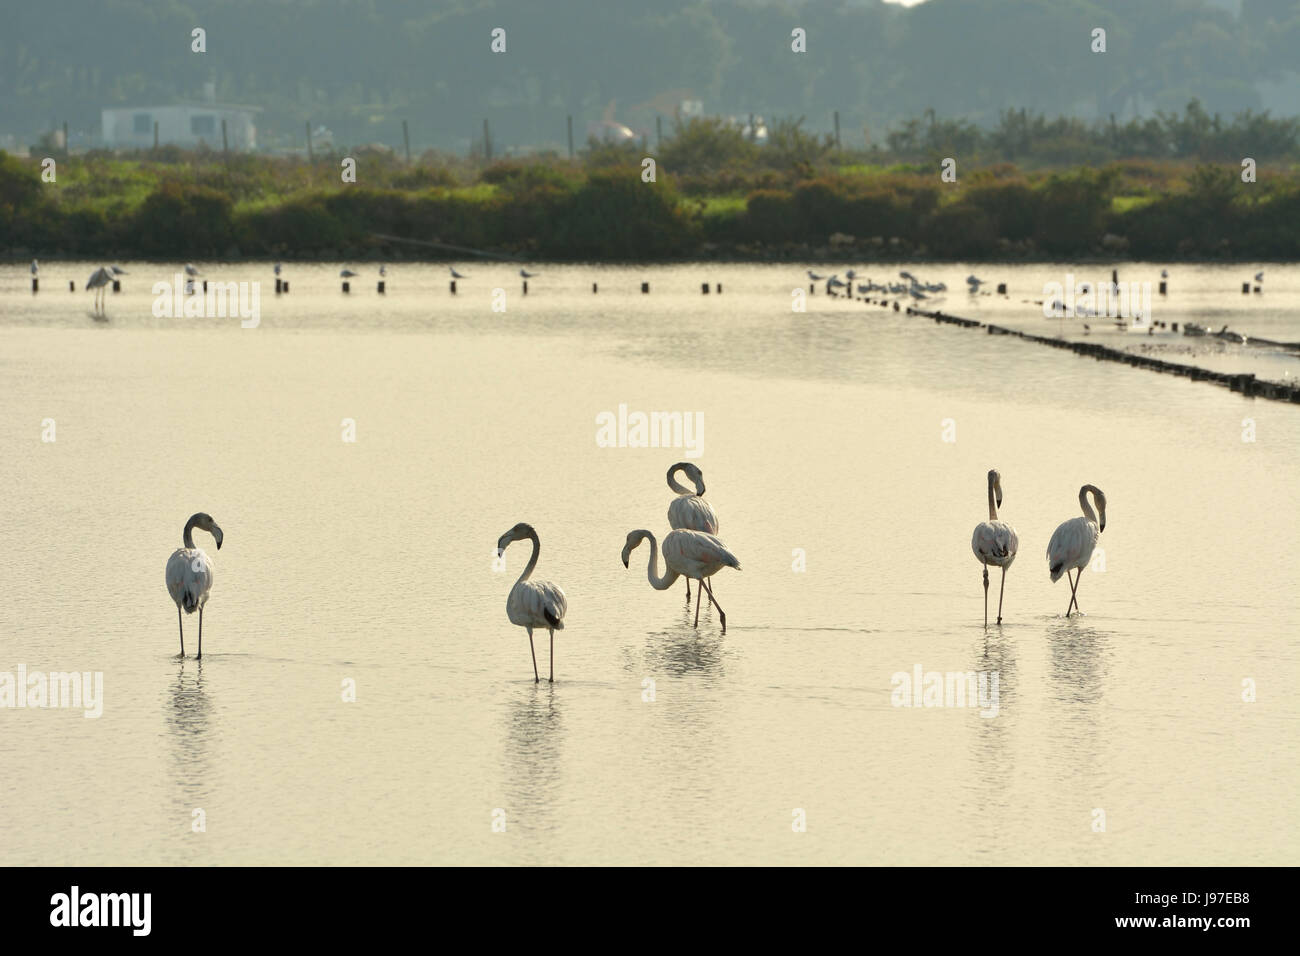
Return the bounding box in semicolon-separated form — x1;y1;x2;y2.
971;469;1018;627
807;270;825;281
967;275;986;292
622;528;739;633
519;268;538;279
1047;485;1107;617
1254;271;1264;283
274;262;282;276
339;268;358;278
184;263;201;278
379;264;387;276
450;266;468;279
109;264;127;276
665;462;719;603
165;512;223;659
497;522;568;683
85;266;113;312
30;259;38;275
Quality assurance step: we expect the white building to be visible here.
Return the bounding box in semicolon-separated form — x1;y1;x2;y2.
101;103;259;151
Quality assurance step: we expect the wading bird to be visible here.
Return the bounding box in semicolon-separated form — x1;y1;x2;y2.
497;523;568;683
971;469;1019;626
665;462;720;603
1047;485;1107;616
86;266;113;312
622;529;739;633
165;513;223;659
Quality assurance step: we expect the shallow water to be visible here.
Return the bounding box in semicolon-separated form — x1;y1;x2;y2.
1;262;1297;864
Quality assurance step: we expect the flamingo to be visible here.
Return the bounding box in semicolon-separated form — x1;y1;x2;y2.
86;266;113;312
665;462;719;603
1046;485;1107;616
165;513;223;659
621;529;739;633
971;469;1018;626
497;523;568;683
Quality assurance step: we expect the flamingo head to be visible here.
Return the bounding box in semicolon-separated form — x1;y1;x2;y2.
621;530;650;568
191;512;223;549
497;522;534;557
672;461;705;496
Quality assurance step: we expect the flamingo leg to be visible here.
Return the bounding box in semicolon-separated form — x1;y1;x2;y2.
997;565;1007;625
685;578;691;603
177;605;185;657
982;565;989;627
197;606;203;660
702;578;727;634
527;628;539;683
548;629;554;683
1068;569;1083;615
693;580;702;628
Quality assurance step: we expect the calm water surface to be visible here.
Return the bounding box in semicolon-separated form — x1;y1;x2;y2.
0;262;1297;864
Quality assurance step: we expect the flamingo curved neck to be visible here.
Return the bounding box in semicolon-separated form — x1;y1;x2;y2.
1078;487;1098;525
987;478;999;521
667;465;700;497
183;516;200;549
639;533;680;590
515;530;540;588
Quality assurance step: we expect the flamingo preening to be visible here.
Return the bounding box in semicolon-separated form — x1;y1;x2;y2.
1046;485;1107;616
165;513;223;659
970;469;1019;626
497;523;568;683
621;529;739;633
665;462;719;603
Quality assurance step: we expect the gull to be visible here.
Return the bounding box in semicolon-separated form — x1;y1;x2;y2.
519;268;539;279
30;259;38;275
807;270;825;281
184;263;201;277
340;268;359;278
450;266;468;279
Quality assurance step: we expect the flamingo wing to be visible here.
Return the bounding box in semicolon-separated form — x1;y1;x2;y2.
508;580;567;630
166;548;214;613
972;521;1018;566
667;495;719;534
1046;517;1097;582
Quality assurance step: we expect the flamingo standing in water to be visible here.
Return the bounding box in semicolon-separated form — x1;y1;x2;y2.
165;513;223;658
622;529;739;633
971;469;1018;626
497;523;568;683
665;462;719;604
1047;485;1107;616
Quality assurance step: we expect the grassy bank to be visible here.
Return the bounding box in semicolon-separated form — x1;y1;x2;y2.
3;146;1299;262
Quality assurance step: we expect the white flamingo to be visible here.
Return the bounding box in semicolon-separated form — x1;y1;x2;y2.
165;512;223;658
621;529;740;633
1046;485;1107;616
497;523;568;683
665;462;720;603
971;469;1018;626
86;266;113;312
